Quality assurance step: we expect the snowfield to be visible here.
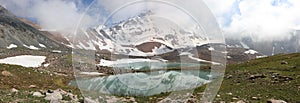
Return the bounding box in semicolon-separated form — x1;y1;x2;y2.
0;55;46;67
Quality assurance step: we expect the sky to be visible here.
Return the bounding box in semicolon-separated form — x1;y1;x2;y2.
0;0;299;41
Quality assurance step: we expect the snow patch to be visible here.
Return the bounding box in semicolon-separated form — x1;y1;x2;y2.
256;55;267;58
52;50;62;53
7;44;17;49
39;43;46;48
43;63;50;67
23;45;39;50
181;52;220;65
0;55;46;67
208;47;215;51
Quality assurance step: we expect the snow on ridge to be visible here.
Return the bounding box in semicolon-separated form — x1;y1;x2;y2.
23;44;39;50
0;55;46;67
7;44;17;49
180;52;220;65
39;43;46;48
244;49;258;55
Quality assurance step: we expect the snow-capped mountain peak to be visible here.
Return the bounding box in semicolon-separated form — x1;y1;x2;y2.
69;11;208;56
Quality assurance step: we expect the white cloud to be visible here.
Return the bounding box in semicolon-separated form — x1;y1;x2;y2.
2;0;299;42
0;0;93;33
204;0;300;41
203;0;236;27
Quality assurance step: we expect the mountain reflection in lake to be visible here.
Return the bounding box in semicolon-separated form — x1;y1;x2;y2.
71;69;211;96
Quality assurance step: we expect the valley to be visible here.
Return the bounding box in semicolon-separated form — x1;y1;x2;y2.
0;4;299;103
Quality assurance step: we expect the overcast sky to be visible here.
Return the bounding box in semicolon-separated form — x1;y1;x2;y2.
0;0;299;41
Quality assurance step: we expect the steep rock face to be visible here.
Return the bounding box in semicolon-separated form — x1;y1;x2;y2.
0;5;66;50
135;42;173;53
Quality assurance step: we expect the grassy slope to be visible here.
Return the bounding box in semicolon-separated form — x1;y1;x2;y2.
137;53;300;102
0;64;81;103
216;53;300;102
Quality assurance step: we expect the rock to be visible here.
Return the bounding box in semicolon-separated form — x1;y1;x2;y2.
11;88;18;93
249;74;266;80
237;100;245;103
267;99;287;103
55;89;67;95
106;96;119;103
1;71;13;77
45;90;63;101
129;97;135;102
66;92;78;102
226;75;233;79
158;97;171;103
281;61;288;65
252;97;259;100
33;92;44;97
84;98;98;103
249;75;255;79
29;85;37;88
47;89;54;93
227;92;233;95
187;98;197;103
232;97;238;100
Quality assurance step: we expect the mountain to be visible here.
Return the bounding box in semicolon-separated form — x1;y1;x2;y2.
59;11;207;56
0;5;67;50
13;9;263;64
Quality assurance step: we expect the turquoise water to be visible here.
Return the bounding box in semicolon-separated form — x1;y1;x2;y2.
71;70;211;96
111;62;203;70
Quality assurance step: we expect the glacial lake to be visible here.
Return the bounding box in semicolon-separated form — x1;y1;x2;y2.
70;61;212;96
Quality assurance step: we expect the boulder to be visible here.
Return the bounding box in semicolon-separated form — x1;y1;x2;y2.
267;99;287;103
45;91;63;101
33;92;44;97
29;85;37;88
281;61;288;65
1;71;13;77
237;100;245;103
11;88;18;93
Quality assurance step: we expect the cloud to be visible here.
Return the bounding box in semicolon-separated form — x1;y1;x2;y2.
204;0;300;41
1;0;299;42
0;0;93;33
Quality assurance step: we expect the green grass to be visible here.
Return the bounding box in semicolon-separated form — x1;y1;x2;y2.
0;90;49;103
216;53;300;102
132;53;300;102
